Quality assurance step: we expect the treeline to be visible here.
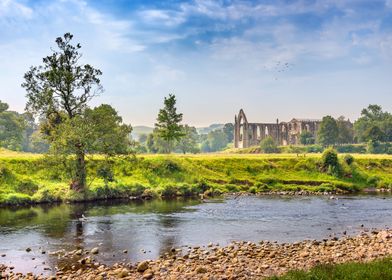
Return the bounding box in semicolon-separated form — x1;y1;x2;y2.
0;100;48;153
258;104;392;154
308;104;392;146
135;114;234;154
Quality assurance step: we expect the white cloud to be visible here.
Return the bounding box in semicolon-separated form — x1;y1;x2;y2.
138;9;186;27
0;0;33;18
386;0;392;8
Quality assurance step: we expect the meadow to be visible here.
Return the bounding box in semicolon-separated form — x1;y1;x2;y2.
0;149;392;206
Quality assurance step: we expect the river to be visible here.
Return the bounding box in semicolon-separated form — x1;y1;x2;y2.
1;194;392;274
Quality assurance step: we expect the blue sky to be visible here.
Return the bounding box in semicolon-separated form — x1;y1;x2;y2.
0;0;391;126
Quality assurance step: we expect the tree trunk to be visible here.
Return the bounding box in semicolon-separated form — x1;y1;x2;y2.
71;143;86;192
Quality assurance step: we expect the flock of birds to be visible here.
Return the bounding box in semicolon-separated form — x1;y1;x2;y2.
264;61;295;80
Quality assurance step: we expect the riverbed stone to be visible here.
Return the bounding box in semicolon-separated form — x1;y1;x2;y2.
91;248;99;255
137;261;149;272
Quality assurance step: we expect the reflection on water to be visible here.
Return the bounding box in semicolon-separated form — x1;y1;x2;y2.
1;195;392;274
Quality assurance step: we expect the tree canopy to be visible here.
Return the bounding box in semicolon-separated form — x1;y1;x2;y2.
317;116;339;146
354;105;392;142
21;33;130;192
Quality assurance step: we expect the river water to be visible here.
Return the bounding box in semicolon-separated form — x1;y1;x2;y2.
0;194;392;274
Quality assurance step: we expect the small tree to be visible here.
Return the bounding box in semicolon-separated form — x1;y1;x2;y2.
155;94;184;153
22;33;103;190
260;136;279;153
317;116;338;146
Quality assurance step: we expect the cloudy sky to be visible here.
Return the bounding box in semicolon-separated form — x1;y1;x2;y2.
1;0;391;126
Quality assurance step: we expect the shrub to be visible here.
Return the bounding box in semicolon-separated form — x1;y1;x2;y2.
260;136;279;153
225;184;240;192
321;148;341;176
3;193;31;205
15;180;39;196
159;185;178;197
32;188;58;203
343;154;355;166
366;176;380;187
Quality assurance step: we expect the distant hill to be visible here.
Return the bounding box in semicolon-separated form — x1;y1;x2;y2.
131;126;154;139
131;123;225;140
196;124;224;134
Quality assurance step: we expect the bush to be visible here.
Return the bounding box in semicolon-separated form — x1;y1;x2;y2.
32;188;58;203
3;193;31;205
343;154;355;165
321;148;341;176
159;185;178;197
260;136;279;153
15;180;39;195
366;176;380;187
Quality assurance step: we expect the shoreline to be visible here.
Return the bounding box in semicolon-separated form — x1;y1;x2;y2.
1;229;391;279
1;188;391;209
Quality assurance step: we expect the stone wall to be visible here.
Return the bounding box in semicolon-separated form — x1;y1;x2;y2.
234;109;321;148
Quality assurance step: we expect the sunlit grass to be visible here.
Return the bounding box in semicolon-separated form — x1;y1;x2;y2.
0;149;391;205
268;258;392;280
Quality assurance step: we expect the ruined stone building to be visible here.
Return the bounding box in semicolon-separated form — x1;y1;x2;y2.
234;109;321;148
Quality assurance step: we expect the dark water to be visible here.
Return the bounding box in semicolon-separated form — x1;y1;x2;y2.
1;194;392;274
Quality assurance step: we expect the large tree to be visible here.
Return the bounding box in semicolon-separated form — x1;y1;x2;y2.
354;105;392;142
22;33;104;191
317;116;339;146
155;94;184;153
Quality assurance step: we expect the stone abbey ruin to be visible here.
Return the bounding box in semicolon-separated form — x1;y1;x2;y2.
234;109;321;148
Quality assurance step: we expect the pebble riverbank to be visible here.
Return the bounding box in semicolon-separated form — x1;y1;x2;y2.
1;229;392;280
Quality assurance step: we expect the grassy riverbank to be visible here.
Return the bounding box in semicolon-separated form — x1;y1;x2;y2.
0;150;392;205
269;257;392;280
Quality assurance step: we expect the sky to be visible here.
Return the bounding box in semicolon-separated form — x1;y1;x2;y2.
0;0;391;127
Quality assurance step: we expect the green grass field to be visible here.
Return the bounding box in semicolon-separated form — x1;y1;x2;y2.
268;258;392;280
0;149;391;205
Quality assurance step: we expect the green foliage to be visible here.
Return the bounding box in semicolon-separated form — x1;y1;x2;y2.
175;125;199;154
260;136;279;153
207;130;229;152
336;116;354;144
317;116;339;146
222;123;234;142
268;257;392;280
22;33;104;191
155;94;184;153
2;193;31;205
0;100;26;150
354;104;392;142
1;152;392;205
299;131;315;145
343;154;354;165
321;148;341;176
335;144;366;153
366;175;380;187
